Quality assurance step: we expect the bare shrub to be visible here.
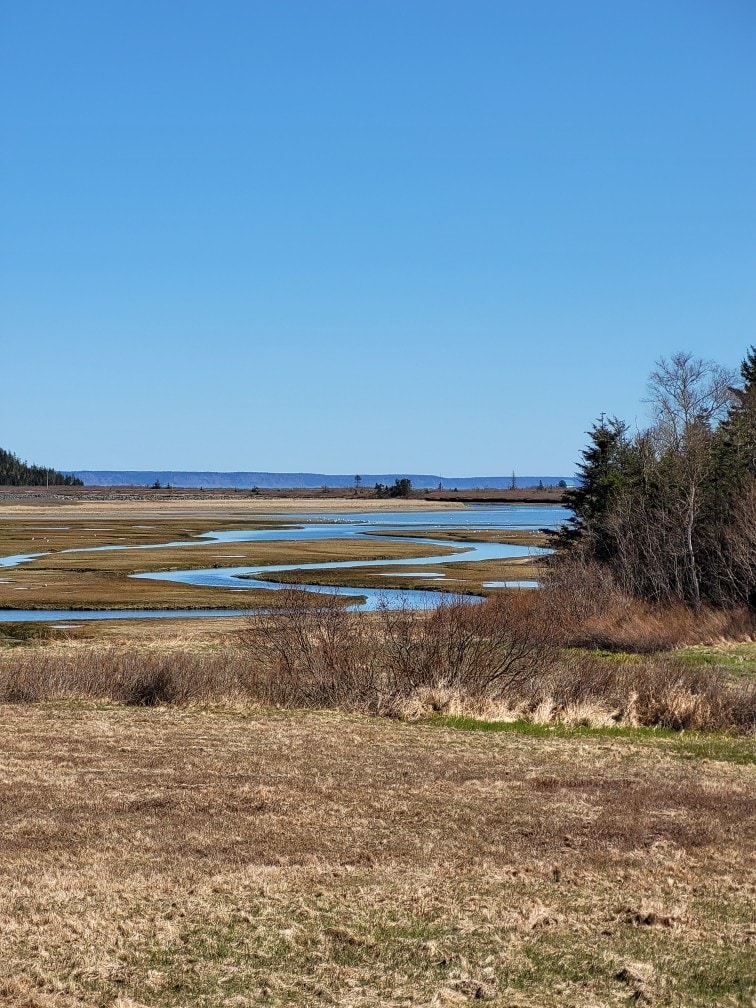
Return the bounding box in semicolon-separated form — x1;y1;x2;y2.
238;589;380;708
539;554;755;652
0;588;753;734
122;659;192;706
376;592;555;698
237;589;556;713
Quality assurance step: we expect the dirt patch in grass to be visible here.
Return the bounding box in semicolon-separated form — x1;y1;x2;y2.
0;704;752;1006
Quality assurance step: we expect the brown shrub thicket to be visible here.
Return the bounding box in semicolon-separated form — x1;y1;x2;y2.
538;555;755;652
239;590;555;711
1;586;753;733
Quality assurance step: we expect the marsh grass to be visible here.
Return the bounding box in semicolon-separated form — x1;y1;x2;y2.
0;620;54;645
0;532;459;612
258;555;540;594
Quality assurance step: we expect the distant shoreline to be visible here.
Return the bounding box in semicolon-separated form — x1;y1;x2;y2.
65;470;575;491
0;485;567;508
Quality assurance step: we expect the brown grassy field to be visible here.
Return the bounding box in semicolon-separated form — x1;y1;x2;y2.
0;701;753;1008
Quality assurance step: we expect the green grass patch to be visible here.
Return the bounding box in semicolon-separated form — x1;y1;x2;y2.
124;903;451;1007
514;930;756;1007
421;714;756;764
672;642;756;678
0;621;54;645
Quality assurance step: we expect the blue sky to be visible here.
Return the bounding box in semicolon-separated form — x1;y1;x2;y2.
2;0;754;475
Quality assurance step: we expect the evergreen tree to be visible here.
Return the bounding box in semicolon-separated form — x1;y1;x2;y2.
556;417;635;558
0;448;83;487
700;346;756;607
556;349;756;611
712;345;756;495
740;345;756;386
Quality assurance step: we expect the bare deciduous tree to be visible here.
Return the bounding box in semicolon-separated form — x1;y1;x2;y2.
645;353;735;610
646;352;734;451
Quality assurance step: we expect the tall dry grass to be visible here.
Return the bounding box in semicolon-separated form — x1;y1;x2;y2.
1;588;753;733
537;555;755;652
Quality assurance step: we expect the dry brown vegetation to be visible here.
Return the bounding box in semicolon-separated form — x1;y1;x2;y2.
539;556;756;653
1;591;754;735
1;499;754;1005
0;702;752;1007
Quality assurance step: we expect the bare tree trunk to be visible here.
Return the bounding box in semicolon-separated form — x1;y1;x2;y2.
684;484;701;612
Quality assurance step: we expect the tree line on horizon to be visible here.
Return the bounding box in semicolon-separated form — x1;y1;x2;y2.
0;447;83;487
555;347;756;611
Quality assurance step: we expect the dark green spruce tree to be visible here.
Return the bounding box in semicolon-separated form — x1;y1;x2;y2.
556;348;756;611
555;417;637;560
702;346;756;607
0;448;83;487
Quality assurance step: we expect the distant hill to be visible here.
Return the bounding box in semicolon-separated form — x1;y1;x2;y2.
1;448;83;487
67;471;574;490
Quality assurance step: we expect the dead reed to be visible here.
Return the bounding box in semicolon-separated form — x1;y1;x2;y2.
538;555;755;652
1;588;753;733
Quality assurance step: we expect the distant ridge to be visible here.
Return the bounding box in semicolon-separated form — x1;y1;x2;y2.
68;471;574;490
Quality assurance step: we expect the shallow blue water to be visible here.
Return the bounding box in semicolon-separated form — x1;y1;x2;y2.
0;504;567;620
0;552;46;568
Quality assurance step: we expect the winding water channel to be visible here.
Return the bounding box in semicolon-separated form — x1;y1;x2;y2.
0;504;569;622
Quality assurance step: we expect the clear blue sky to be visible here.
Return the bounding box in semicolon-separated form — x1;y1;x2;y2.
2;0;754;475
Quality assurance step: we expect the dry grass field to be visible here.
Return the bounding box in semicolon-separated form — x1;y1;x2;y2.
0;702;753;1008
